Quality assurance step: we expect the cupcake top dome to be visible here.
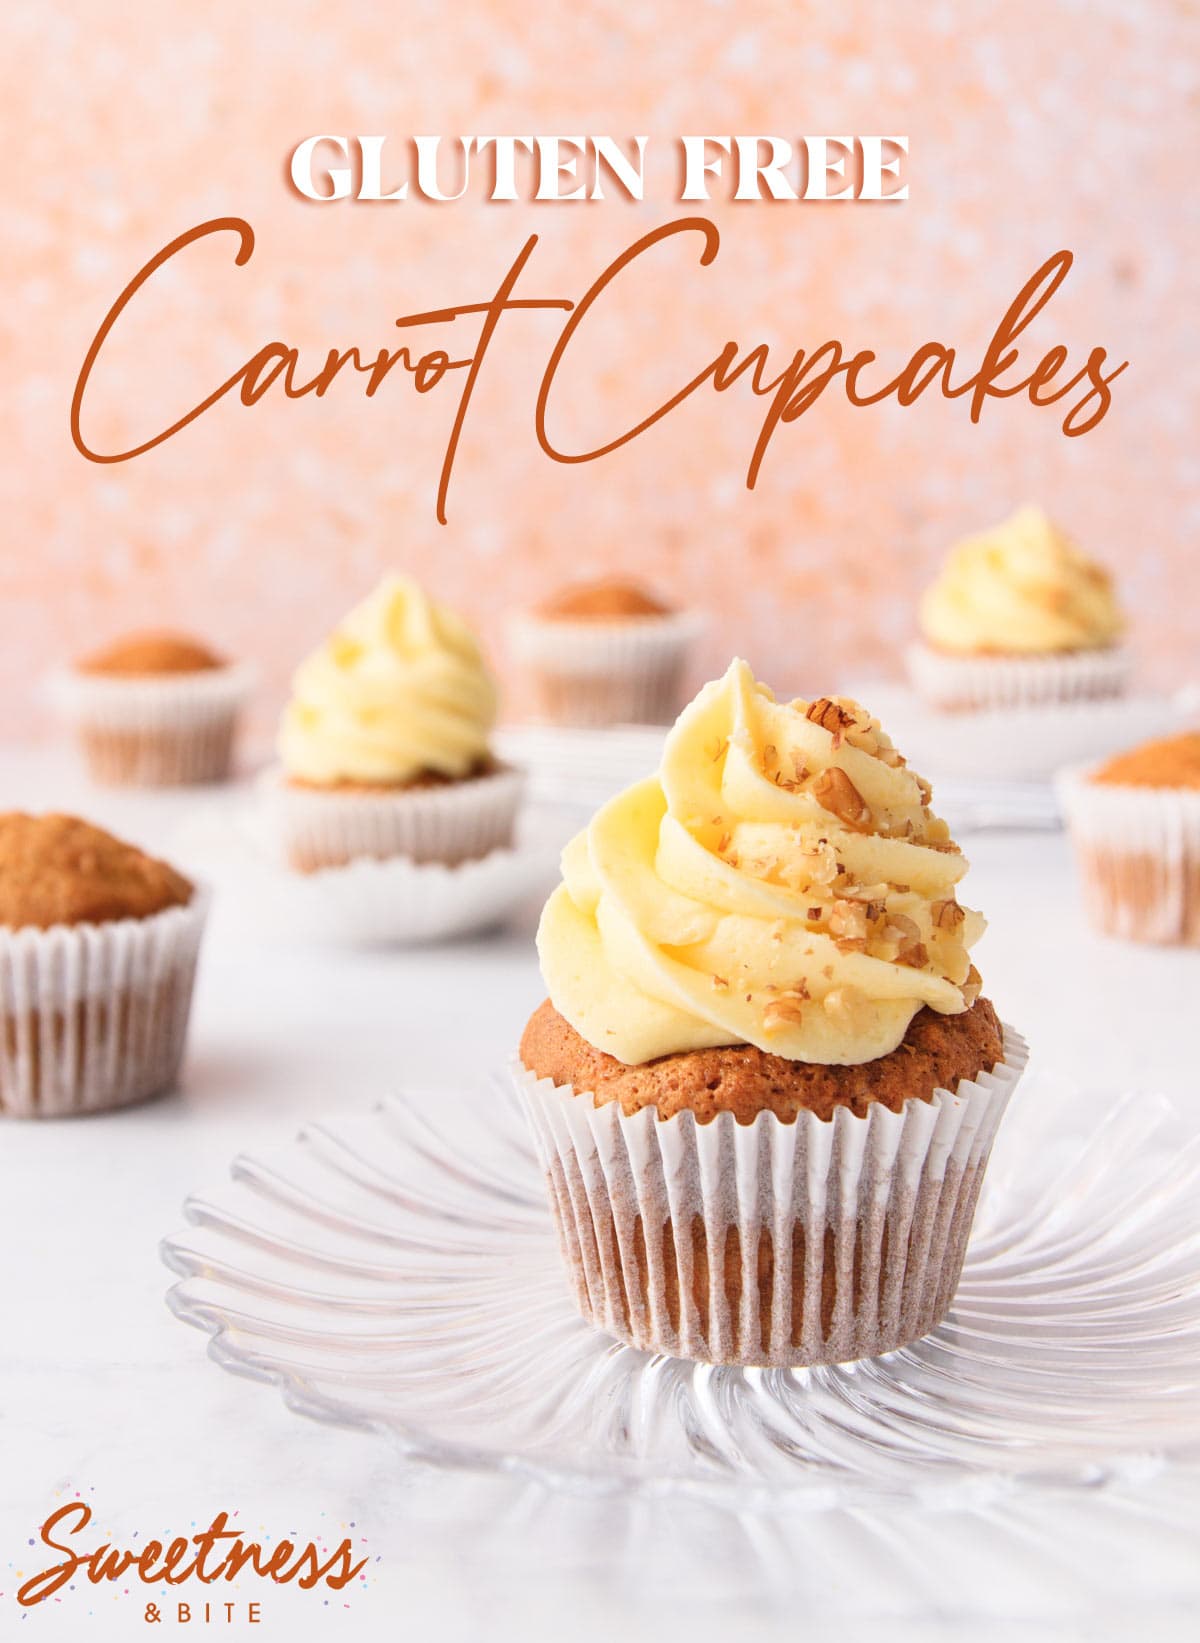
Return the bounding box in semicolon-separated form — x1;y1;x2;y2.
919;506;1124;656
535;579;672;620
0;813;193;930
1092;731;1200;790
78;631;226;676
278;575;498;786
535;659;985;1068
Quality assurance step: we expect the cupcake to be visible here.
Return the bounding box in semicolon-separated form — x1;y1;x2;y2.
516;659;1025;1367
269;575;522;874
1058;731;1200;945
58;630;252;786
906;507;1128;710
0;814;208;1117
509;578;701;727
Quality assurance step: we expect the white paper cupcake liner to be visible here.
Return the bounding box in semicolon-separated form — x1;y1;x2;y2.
260;764;524;873
845;681;1186;785
51;664;254;785
174;801;561;947
1057;764;1200;944
906;643;1129;712
0;890;209;1118
514;1025;1027;1367
508;612;703;726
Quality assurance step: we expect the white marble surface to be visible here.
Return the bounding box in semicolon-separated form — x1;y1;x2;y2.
1;749;1199;1643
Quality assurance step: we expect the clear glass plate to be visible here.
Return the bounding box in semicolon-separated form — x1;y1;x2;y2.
162;1066;1200;1509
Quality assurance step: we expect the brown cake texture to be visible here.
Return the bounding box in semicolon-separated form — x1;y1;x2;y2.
520;997;1004;1124
535;580;672;620
0;813;193;930
1092;731;1200;791
78;631;226;676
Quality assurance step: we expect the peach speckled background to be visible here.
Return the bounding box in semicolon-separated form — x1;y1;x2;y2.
3;0;1197;745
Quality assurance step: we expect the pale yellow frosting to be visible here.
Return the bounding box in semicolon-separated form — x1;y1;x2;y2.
536;660;984;1067
278;575;497;784
919;507;1124;655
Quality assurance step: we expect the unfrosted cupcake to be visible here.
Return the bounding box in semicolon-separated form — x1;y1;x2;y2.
516;660;1025;1368
58;630;252;785
509;578;701;727
0;814;207;1117
269;575;522;873
907;507;1128;710
1058;731;1200;945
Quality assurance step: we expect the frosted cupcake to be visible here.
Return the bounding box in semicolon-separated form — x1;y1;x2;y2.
509;579;702;727
269;576;522;873
0;814;207;1117
58;631;252;786
1058;731;1200;945
516;660;1025;1367
907;507;1128;710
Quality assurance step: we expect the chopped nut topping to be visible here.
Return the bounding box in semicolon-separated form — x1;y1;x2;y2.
931;899;965;930
807;905;823;921
811;767;872;831
763;996;806;1031
806;698;856;745
711;974;730;992
828;899;868;941
835;936;868;954
823;985;868;1026
960;965;983;1006
894;942;929;969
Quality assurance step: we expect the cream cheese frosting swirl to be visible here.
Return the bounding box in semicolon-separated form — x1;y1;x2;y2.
537;660;984;1066
278;575;497;784
919;506;1124;655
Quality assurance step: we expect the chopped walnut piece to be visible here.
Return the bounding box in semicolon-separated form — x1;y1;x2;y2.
763;995;806;1031
835;936;868;954
807;905;823;921
881;912;928;968
828;899;868;941
960;965;983;1006
931;899;965;930
811;767;872;831
806;698;856;745
823;985;869;1027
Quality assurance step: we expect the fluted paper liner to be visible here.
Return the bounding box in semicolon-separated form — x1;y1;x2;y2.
515;1026;1026;1367
906;643;1129;712
0;892;209;1118
508;612;703;726
1058;764;1200;944
261;764;524;873
52;665;254;785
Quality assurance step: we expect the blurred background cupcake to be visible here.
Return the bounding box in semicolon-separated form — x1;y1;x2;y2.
1058;730;1200;945
0;812;207;1117
906;507;1128;711
55;630;252;786
508;578;702;727
267;574;523;873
